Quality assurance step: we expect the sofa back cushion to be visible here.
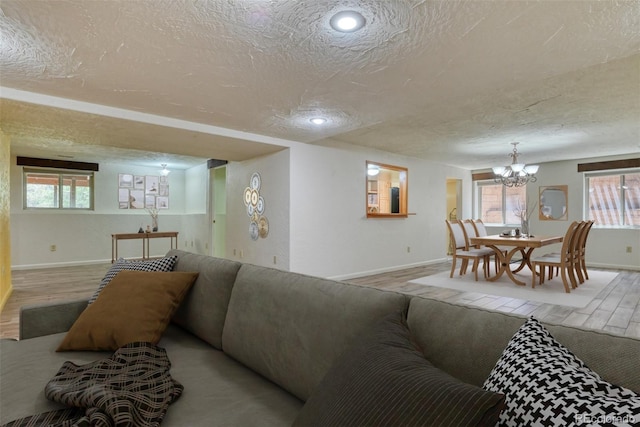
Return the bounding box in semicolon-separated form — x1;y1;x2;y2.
407;296;640;393
221;264;410;402
168;250;242;350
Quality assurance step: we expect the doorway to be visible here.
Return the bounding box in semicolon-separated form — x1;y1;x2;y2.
446;179;462;255
210;166;227;258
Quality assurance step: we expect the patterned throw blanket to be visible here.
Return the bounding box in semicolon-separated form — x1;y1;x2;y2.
3;342;182;427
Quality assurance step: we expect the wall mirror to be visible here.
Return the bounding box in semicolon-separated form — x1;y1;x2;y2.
539;185;568;220
366;161;408;218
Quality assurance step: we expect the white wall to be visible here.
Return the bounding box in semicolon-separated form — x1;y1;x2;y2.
10;157;210;268
286;143;471;278
225;150;291;269
10;149;637;274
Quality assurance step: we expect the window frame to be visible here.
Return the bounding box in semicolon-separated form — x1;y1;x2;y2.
474;180;528;226
23;167;95;210
584;168;640;229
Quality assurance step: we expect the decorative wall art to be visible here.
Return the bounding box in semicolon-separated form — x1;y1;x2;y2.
118;173;170;209
243;172;269;240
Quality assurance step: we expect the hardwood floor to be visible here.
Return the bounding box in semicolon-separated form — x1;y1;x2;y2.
1;263;111;340
1;261;639;340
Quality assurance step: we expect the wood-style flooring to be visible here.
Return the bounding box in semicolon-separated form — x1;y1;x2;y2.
1;261;639;340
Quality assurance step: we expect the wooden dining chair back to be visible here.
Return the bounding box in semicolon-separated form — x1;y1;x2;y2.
445;219;494;281
465;219;500;273
531;221;580;293
578;220;594;281
569;221;590;286
472;218;508;262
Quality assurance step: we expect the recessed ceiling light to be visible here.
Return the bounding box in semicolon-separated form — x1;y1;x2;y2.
310;117;327;125
330;10;366;33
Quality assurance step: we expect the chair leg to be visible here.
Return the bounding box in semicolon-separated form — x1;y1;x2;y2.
560;268;571;293
531;264;537;288
582;259;589;280
483;255;490;278
567;262;578;289
473;259;479;281
450;257;457;278
460;259;468;275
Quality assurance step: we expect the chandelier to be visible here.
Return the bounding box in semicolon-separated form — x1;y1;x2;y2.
492;142;539;187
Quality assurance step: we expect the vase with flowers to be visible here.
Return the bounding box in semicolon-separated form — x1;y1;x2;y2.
514;199;536;237
147;208;159;232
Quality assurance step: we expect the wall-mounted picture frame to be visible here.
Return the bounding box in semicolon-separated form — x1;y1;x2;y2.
119;174;133;188
157;196;169;209
129;189;144;209
134;175;145;189
145;195;156;209
118;188;129;209
159;183;169;197
145;175;159;195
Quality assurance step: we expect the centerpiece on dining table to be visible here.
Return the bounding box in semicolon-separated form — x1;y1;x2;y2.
514;199;537;237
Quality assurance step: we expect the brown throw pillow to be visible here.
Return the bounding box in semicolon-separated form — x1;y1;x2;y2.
57;270;198;351
293;311;505;427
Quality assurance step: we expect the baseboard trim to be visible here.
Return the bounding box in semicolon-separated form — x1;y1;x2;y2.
328;258;449;281
11;259;112;271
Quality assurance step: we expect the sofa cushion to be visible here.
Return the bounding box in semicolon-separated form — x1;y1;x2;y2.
222;263;409;401
483;317;640;427
1;326;303;427
57;271;198;351
89;256;178;304
407;296;640;393
167;250;242;350
293;311;505;427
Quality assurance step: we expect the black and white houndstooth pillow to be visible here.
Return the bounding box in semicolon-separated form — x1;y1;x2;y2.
88;256;178;304
483;317;640;427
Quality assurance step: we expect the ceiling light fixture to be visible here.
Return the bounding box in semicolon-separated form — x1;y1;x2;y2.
160;164;171;176
367;164;380;176
492;142;539;187
330;10;366;33
310;117;327;125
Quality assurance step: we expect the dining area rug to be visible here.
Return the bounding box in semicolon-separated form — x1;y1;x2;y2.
408;266;618;308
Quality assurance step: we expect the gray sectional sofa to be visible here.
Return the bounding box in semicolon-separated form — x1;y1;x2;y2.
1;249;639;426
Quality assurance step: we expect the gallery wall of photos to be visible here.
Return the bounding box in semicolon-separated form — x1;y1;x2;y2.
117;173;170;209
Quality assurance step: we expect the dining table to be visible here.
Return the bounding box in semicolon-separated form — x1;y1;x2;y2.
469;234;564;286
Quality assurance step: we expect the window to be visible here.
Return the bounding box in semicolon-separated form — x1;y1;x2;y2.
475;181;527;225
586;170;640;227
24;168;94;210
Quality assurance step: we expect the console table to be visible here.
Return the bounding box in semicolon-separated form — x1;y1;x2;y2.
111;231;179;263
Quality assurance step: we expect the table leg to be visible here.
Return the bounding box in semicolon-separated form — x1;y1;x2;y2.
511;248;535;273
485;246;528;286
111;236;116;263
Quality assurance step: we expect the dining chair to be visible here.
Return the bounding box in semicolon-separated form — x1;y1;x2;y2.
530;221;580;293
569;221;591;286
577;220;594;281
471;219;507;271
545;220;593;287
445;219;495;281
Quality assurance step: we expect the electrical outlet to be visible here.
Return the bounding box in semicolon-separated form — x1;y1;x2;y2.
50;245;57;252
407;246;411;253
239;250;244;259
627;246;633;253
273;255;277;264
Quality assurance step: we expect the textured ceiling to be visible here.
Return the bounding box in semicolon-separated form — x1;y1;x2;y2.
1;0;639;170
